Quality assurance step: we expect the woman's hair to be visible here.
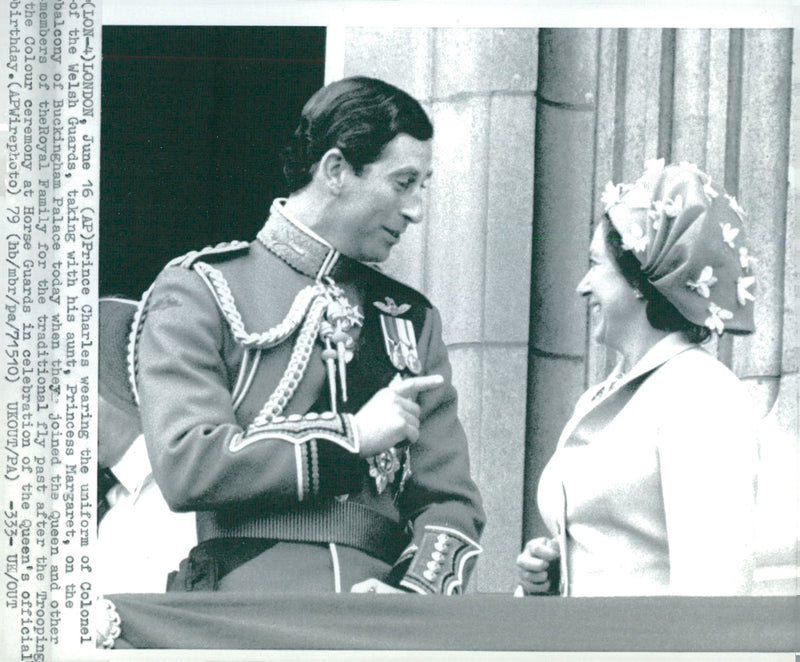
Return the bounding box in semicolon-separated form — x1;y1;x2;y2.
281;76;434;193
603;217;711;344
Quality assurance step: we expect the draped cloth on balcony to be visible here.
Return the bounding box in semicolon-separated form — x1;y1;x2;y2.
104;592;795;651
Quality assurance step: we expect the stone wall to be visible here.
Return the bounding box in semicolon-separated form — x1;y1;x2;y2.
333;27;798;595
340;28;537;593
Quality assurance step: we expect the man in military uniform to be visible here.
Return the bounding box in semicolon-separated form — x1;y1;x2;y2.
131;76;485;594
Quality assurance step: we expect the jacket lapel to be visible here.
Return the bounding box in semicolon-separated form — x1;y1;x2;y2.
562;333;696;450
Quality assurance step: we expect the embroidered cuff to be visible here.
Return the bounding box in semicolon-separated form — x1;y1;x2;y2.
230;411;358;453
387;542;417;587
229;412;361;502
399;526;483;595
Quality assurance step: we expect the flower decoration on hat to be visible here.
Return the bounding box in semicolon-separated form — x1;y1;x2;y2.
663;195;684;218
602;159;757;336
620;219;649;253
738;247;757;271
686;266;717;298
736;276;756;306
705;302;734;336
601;181;623;212
719;222;740;249
726;194;746;220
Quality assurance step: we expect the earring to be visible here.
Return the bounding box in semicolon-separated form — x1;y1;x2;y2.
633;288;644;300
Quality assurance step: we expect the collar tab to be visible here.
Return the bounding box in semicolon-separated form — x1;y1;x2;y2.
258;199;351;281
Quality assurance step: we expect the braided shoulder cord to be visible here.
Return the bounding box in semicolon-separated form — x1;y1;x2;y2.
135;255;352;447
194;261;323;349
127;280;156;407
244;293;329;432
127;243;245;406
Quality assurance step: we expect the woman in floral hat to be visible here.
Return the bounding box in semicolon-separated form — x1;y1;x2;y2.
516;160;760;596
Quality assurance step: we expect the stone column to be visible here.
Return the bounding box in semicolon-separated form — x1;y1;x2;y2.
337;27;537;592
735;29;797;595
734;29;793;413
523;28;600;541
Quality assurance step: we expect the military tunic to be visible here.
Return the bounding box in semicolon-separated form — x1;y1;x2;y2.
131;200;485;594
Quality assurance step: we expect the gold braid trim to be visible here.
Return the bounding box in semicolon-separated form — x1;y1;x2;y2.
229;294;328;453
194;261;324;350
127;241;247;406
134;249;357;452
247;293;328;429
127;280;155;407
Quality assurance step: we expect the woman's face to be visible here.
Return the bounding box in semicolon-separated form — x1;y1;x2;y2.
576;224;644;351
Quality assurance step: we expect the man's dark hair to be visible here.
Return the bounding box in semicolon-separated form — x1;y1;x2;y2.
281;76;433;193
603;217;711;344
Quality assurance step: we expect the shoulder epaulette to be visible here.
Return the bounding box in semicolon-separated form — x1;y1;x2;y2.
167;240;250;269
127;240;250;404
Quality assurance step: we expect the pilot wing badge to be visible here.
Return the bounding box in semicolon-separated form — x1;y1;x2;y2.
374;297;422;375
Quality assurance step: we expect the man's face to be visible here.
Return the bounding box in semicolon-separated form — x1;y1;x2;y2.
324;134;433;263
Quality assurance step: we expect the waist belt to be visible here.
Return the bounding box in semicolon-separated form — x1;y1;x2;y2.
196;499;408;565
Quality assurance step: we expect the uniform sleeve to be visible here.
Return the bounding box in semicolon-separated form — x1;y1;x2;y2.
392;307;486;594
657;375;758;595
136;266;362;512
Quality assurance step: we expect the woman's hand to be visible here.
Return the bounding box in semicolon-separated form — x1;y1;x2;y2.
515;537;560;595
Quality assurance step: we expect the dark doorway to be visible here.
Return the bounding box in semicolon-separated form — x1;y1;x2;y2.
100;26;326;298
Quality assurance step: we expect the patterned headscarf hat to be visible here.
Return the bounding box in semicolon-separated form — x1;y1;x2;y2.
602;159;756;335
